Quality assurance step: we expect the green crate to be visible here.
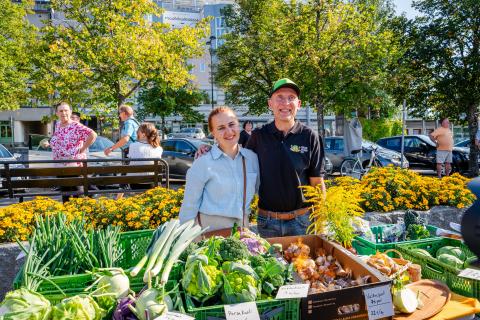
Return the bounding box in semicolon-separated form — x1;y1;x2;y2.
396;238;479;298
352;224;439;257
185;294;300;320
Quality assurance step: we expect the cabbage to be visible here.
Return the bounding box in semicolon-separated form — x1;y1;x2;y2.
0;288;51;320
437;254;463;268
411;249;432;258
393;288;418;314
436;246;466;261
51;295;105;320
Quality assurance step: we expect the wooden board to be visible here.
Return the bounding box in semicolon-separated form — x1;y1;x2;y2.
395;280;451;320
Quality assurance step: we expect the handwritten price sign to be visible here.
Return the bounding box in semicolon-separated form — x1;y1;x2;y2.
275;284;310;299
224;302;260;320
154;312;195;320
363;285;394;320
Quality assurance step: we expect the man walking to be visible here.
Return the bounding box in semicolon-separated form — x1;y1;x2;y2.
430;117;454;178
104;105;139;158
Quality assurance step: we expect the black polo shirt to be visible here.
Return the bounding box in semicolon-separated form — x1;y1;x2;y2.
246;121;325;212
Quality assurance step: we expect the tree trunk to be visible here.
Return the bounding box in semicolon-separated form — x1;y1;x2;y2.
161;116;166;140
315;96;325;137
468;103;479;177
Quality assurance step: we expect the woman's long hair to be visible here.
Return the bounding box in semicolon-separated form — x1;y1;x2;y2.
138;122;160;148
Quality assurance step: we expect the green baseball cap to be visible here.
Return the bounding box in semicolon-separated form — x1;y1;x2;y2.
270;78;300;97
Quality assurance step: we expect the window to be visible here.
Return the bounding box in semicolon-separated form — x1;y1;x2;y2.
324;138;333;150
383;138;401;150
413;129;422;134
405;137;421;148
0;144;12;158
200;63;206;72
0;121;12;140
175;141;194;154
332;138;344;151
161;140;176;152
215;16;227;48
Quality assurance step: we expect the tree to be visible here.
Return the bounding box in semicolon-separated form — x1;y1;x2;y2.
215;0;401;135
395;0;480;176
137;82;206;135
31;0;208;113
0;0;36;110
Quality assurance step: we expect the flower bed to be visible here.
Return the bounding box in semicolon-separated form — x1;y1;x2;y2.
0;187;183;243
327;167;475;212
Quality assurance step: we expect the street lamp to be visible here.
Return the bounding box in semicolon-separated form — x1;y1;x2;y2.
206;35;216;110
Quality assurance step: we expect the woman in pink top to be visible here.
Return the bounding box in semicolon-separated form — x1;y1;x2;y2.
50;102;97;200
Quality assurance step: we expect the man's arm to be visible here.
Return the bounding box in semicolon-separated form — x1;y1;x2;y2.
309;176;326;194
79;131;97;153
429;129;438;144
104;136;130;155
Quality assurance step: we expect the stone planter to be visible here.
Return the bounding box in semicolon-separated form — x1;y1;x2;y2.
363;205;466;231
0;241;24;300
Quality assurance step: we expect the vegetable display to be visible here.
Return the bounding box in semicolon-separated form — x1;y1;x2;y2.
51;295;105;320
0;288;51;320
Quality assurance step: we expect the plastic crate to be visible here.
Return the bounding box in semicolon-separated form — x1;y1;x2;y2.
396;238;478;298
185;294;300;320
352;224;439;256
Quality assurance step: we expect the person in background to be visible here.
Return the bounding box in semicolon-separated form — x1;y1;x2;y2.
430;117;454;178
71;112;81;123
50;102;97;201
104;105;139;158
238;120;254;147
179;106;259;231
128;123;163;190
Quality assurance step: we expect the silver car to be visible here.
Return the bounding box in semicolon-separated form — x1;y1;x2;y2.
169;127;206;140
325;136;408;172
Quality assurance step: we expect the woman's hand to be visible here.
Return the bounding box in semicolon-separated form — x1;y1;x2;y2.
195;144;211;159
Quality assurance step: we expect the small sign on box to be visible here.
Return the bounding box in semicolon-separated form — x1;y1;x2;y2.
458;268;480;281
224;302;260;320
154;312;195;320
363;285;394;320
276;284;310;299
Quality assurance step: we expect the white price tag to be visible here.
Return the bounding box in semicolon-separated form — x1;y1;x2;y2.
224;302;260;320
154;311;195;320
363;285;394;320
275;284;310;299
458;268;480;280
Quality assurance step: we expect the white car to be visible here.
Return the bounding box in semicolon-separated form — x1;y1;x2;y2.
169;127;206;139
29;136;122;167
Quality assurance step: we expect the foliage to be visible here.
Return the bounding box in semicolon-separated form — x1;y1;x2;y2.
392;0;480;175
0;0;37;110
30;0;208;113
326;166;476;212
360;118;403;142
302;185;364;248
216;0;401;133
137;81;206;132
0;187;183;243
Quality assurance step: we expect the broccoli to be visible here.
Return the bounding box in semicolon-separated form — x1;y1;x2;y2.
219;237;250;262
249;254;266;269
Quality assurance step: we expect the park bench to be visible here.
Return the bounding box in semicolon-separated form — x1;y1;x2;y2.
0;158;169;202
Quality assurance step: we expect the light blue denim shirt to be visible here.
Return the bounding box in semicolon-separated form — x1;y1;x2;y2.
179;145;260;223
120;117;139;149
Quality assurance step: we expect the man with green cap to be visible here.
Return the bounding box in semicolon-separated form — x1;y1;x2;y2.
196;78;326;237
246;78;326;237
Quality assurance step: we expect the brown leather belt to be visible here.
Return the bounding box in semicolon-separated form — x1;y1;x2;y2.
258;207;310;221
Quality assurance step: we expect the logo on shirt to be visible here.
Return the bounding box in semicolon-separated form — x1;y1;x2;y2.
290;145;308;153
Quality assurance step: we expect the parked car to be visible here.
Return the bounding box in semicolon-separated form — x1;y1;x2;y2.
161;138;212;179
29;135;122;166
455;139;471;148
376;135;471;173
324;136;408;172
169;127;206;139
324;156;333;175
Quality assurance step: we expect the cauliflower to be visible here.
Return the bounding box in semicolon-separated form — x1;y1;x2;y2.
219;237;250;262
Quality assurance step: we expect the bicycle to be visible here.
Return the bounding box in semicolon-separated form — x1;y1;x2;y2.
340;146;381;179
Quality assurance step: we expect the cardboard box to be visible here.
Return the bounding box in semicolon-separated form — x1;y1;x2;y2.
267;235;393;320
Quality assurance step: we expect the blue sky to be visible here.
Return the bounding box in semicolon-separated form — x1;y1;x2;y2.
393;0;421;19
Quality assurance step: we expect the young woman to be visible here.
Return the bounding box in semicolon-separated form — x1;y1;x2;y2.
179;107;259;231
127;122;163;190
